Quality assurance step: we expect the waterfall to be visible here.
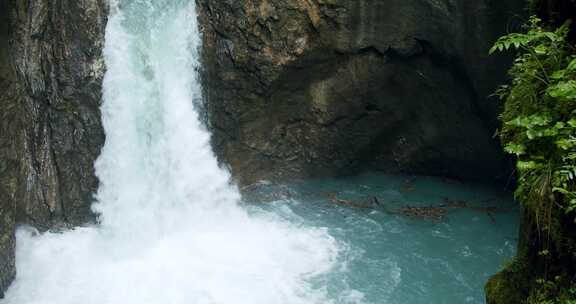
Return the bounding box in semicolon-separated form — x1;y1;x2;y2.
0;1;340;303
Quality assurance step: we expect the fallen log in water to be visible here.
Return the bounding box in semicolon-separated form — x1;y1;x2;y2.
328;195;381;209
326;194;514;223
395;206;448;220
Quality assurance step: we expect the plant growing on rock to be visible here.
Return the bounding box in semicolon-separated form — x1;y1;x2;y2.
490;16;576;304
492;16;576;226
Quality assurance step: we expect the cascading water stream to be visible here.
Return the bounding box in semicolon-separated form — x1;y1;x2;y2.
0;1;342;303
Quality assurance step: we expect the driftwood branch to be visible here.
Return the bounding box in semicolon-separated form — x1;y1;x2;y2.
326;194;513;223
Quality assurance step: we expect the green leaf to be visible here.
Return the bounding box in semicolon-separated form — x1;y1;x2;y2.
548;80;576;100
543;32;556;41
504;143;526;156
567;58;576;71
557;139;576;150
517;160;541;171
489;45;498;55
534;44;548;55
551;70;566;80
554;187;573;195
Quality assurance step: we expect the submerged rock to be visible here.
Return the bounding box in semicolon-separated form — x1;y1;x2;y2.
197;0;525;185
0;0;108;295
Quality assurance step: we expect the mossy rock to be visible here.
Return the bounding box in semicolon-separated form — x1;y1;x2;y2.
486;264;529;304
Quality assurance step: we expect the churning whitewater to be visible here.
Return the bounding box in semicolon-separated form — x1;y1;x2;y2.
0;1;343;303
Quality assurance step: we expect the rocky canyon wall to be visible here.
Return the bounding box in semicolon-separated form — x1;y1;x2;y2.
0;0;107;296
197;0;525;185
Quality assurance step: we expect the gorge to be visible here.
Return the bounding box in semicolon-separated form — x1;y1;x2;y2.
0;0;573;303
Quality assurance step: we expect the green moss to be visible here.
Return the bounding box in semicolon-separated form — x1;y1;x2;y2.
486;261;529;304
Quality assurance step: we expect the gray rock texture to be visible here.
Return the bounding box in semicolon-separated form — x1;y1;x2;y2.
0;0;108;296
197;0;525;185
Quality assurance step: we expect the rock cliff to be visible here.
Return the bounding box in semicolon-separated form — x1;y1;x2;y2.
197;0;525;185
0;0;107;296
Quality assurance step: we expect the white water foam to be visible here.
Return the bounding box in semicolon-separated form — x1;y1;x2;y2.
0;1;342;303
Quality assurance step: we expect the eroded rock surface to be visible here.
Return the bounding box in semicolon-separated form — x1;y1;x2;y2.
0;0;107;295
198;0;524;185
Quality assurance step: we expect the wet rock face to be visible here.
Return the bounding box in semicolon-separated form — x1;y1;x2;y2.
197;0;524;184
0;0;108;295
0;193;14;297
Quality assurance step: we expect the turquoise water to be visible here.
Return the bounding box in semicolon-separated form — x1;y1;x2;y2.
246;173;519;304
